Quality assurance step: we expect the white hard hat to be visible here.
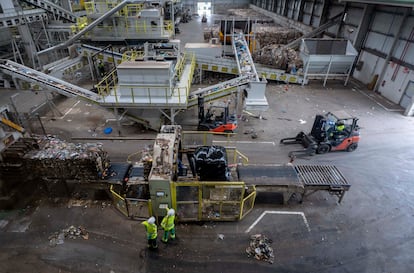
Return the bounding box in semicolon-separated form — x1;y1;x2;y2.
148;216;155;224
167;209;175;216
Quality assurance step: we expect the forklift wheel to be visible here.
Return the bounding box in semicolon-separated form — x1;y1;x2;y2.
316;144;330;154
346;143;358;152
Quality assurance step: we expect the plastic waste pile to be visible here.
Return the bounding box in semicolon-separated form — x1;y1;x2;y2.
49;225;89;247
194;145;230;181
245;234;274;264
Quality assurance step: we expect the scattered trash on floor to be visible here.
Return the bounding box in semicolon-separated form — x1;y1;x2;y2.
218;234;224;240
298;119;307;124
242;110;267;120
243;128;258;139
48;225;89;247
277;117;292;121
245;234;274;264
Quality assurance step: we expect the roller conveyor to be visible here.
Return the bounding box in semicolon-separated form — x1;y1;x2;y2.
238;164;350;204
295;165;350;203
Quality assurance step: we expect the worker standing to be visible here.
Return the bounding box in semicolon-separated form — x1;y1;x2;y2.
141;216;158;250
161;208;176;243
98;61;105;77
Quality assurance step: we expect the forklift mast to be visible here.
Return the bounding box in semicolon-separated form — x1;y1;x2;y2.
310;115;327;142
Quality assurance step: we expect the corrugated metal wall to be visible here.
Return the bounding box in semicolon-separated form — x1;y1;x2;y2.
181;0;250;14
250;0;414;107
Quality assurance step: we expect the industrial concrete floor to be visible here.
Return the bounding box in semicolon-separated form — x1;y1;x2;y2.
1;14;414;273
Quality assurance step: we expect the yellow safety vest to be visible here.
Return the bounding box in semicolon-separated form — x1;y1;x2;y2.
161;215;175;231
142;221;157;239
336;124;345;131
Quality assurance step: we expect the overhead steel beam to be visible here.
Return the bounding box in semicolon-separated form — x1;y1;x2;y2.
339;0;414;8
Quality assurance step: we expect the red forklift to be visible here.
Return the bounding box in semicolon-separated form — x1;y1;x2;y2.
280;112;360;157
197;96;237;133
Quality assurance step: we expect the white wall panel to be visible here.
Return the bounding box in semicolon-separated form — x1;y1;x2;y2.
393;39;414;62
365;32;393;53
378;64;414;104
371;11;403;35
353;50;385;85
329;5;343;17
400;17;414;38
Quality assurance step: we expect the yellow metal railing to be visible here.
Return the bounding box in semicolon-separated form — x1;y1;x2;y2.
187;53;196;97
120;3;143;17
164;20;173;36
173;181;252;222
84;1;94;14
226;147;249;165
174;54;186;81
121;50;144;62
110;185;129;217
240;186;256;220
96;68;118;97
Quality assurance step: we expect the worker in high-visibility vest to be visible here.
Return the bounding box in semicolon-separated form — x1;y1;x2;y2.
141;216;158;249
161;208;176;243
98;61;105;77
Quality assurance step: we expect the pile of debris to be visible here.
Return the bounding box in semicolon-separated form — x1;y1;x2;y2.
48;225;89;247
23;135;110;180
246;234;274;264
253;25;302;46
226;9;274;21
252;45;303;70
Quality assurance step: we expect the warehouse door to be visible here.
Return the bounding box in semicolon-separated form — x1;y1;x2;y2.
197;2;211;16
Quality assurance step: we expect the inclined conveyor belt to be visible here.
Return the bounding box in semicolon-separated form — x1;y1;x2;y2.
0;59;100;101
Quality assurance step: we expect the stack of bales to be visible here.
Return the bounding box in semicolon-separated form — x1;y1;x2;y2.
23;136;110;181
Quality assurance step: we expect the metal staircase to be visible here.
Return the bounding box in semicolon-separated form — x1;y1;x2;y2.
20;0;78;22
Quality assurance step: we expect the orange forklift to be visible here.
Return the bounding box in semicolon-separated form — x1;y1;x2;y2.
197;96;237;133
280;112;360;157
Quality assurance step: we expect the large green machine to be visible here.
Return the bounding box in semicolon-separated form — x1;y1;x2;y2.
110;125;256;222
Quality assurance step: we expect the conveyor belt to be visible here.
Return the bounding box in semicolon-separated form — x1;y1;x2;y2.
232;34;259;82
238;165;304;204
0;59;100;101
21;0;78;23
238;164;350;204
187;75;250;107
